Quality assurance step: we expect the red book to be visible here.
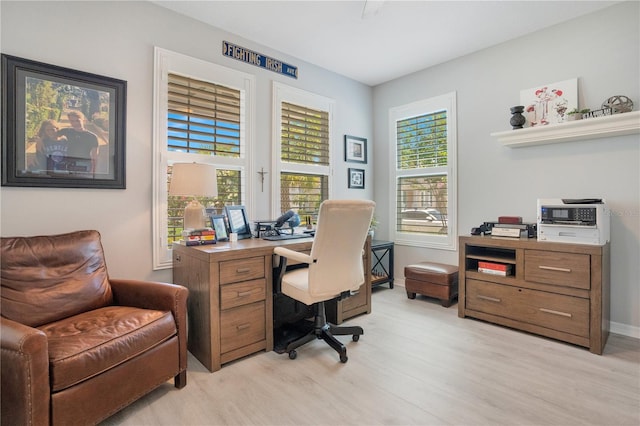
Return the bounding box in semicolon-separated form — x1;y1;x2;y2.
478;261;512;272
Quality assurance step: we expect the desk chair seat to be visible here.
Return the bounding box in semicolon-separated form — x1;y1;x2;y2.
274;199;375;363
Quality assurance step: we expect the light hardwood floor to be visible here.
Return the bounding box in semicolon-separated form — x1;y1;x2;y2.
102;287;640;425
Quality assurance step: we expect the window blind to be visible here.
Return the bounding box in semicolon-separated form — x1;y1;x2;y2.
397;111;447;170
396;110;449;235
168;73;241;157
281;102;329;165
280;172;328;218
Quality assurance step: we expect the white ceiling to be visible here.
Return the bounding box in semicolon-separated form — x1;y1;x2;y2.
152;0;620;86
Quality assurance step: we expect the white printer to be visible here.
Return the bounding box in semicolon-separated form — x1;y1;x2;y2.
537;198;610;245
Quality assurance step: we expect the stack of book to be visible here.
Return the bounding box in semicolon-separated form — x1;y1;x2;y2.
478;261;513;276
180;228;216;246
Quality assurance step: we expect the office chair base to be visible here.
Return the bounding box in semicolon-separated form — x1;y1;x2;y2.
284;320;363;363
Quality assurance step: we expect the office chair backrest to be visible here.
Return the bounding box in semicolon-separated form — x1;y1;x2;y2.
308;199;375;299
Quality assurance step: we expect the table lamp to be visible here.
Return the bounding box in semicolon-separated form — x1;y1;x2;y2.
169;162;218;230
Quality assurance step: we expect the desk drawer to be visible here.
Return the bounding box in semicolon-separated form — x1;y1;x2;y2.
221;279;266;310
220;256;265;284
220;301;266;354
525;250;590;289
466;279;589;337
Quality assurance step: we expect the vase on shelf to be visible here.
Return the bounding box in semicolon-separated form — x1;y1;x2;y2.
510;105;526;130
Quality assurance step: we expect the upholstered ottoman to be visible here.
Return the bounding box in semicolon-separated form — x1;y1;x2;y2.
404;262;459;307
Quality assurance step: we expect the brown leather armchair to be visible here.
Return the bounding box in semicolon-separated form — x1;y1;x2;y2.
1;230;189;425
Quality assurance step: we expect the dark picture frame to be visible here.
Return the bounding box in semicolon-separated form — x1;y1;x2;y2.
224;205;253;239
1;54;126;189
348;168;365;189
344;134;367;164
210;214;229;241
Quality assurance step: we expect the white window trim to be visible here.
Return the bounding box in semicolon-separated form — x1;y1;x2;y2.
152;47;256;269
271;81;335;218
388;92;458;251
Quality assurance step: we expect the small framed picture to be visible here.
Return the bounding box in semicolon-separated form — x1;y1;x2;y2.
348;168;365;189
344;135;367;164
210;214;228;241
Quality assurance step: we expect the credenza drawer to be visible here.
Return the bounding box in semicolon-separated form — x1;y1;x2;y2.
466;279;589;337
220;301;266;354
219;256;265;285
220;279;266;310
524;250;590;289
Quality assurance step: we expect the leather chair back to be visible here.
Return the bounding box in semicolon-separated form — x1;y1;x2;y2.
308;200;375;300
1;230;113;327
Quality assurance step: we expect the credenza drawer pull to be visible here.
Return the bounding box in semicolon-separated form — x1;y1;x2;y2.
539;308;572;318
477;295;501;303
236;323;251;331
236;267;251;274
237;290;253;297
538;265;571;273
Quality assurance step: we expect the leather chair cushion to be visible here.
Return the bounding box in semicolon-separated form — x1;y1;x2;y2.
1;230;113;327
39;305;176;392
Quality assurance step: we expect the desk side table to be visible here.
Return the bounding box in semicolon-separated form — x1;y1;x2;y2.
371;240;394;289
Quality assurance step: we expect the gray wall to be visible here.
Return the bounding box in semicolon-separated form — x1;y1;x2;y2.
0;1;373;275
1;1;638;336
372;1;639;336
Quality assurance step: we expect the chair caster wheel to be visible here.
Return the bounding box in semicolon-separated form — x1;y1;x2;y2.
340;353;348;363
352;334;360;342
288;350;297;360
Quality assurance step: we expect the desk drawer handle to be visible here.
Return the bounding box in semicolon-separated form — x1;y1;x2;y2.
237;290;253;297
236;323;251;331
236;267;251;274
477;295;501;303
539;265;571;273
539;308;572;318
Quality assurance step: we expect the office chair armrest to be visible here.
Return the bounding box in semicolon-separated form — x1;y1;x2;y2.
274;247;313;264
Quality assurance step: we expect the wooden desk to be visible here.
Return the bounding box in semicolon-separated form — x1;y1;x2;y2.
172;237;371;372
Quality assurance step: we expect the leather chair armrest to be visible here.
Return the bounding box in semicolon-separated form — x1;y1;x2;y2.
110;279;188;313
1;317;50;426
110;279;189;372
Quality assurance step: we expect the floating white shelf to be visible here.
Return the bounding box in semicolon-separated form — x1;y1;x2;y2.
491;110;640;148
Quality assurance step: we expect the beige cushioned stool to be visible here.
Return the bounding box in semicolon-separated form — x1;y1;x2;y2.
404;262;459;307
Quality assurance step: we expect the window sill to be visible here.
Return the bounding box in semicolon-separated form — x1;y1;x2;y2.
491;111;640;148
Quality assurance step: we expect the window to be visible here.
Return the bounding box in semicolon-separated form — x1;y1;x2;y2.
272;82;333;220
153;48;255;269
389;92;457;250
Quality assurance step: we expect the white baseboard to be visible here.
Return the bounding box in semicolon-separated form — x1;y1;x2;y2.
393;279;639;339
610;322;640;339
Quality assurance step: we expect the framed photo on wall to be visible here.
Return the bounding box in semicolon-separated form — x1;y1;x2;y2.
344;135;367;164
1;54;126;189
348;168;365;189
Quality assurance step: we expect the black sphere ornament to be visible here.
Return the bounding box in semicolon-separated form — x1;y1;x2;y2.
510;106;526;130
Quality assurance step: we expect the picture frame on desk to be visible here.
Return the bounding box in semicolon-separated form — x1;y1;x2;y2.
224;205;253;239
1;54;126;189
210;214;229;241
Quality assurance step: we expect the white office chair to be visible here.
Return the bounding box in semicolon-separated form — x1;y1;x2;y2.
274;199;375;363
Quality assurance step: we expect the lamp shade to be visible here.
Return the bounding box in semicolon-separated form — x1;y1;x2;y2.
169;163;218;197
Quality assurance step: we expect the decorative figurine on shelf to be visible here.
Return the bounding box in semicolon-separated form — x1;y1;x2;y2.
510;106;526;129
602;95;634;114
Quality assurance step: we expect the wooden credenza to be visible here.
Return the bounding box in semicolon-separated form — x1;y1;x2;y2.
458;236;610;354
173;237;371;372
